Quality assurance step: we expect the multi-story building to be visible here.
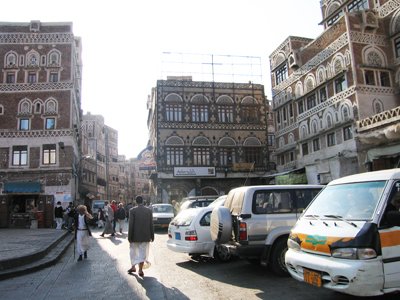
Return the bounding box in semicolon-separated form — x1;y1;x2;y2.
270;0;400;184
81;113;124;206
148;76;273;203
0;21;82;228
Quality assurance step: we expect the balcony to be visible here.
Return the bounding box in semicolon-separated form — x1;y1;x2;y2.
356;106;400;145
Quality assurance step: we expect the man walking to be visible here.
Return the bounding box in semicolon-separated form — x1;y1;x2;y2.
100;201;115;237
127;196;154;277
54;201;64;229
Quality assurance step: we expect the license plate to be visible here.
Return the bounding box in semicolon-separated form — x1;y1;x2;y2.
175;232;181;240
303;268;322;287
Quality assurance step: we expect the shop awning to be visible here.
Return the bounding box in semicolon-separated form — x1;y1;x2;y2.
4;181;41;193
366;144;400;162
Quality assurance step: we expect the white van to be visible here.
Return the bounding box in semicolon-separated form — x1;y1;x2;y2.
285;168;400;297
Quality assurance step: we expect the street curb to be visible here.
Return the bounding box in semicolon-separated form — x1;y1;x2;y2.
0;233;74;280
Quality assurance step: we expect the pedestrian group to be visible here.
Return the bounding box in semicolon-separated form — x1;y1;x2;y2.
54;196;154;277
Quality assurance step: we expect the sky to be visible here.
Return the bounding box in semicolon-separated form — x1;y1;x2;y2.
2;0;324;159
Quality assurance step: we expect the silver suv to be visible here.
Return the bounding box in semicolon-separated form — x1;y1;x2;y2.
210;185;323;276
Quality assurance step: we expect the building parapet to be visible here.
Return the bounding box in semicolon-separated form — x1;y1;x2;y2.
0;129;74;139
0;82;73;92
357;106;400;132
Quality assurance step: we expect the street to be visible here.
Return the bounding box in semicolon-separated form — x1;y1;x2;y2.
0;226;397;300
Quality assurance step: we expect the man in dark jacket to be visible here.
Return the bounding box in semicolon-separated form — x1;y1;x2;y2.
54;201;64;229
127;196;154;277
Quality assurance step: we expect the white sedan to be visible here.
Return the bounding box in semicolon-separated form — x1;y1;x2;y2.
166;196;231;261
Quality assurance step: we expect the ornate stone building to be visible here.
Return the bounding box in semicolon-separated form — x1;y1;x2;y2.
148;76;274;203
270;0;400;184
0;21;82;227
81;113;122;203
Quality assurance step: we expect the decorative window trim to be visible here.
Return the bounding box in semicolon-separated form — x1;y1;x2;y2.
165;136;184;146
243;136;261;146
218;137;236;146
4;51;18;68
192;136;211;146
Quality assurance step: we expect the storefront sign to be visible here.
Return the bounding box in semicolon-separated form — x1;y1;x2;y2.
174;167;215;177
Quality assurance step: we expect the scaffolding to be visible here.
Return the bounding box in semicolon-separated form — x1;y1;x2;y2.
160;52;263;84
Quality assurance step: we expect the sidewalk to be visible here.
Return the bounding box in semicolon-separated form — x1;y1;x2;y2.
0;228;73;280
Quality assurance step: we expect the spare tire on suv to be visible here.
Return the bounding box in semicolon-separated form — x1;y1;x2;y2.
210;206;232;244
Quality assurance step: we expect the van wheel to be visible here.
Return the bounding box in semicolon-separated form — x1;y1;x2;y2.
270;238;289;276
215;245;231;262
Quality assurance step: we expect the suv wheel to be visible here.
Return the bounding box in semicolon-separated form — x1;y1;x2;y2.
270;237;289;276
214;245;231;262
210;206;232;243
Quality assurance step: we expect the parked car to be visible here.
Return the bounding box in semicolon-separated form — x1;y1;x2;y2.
210;185;324;276
151;203;175;229
167;195;231;261
178;195;219;211
285;169;400;297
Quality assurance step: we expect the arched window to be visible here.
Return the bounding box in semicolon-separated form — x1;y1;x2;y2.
241;96;258;123
165;93;183;122
48;50;61;65
295;82;303;98
279;137;285;148
192;136;211;165
26;50;39;67
311;119;319;134
342;105;350;121
5;52;18;67
165;136;184;166
19;99;32;114
243;137;262;165
216;95;234;123
300;125;308;139
218;137;236;166
327;114;333;128
33;100;42;114
373;99;383;114
288;133;295;144
304;75;315;94
191;95;209;122
316;66;326;84
45;99;58;114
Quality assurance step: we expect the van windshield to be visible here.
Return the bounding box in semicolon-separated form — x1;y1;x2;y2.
304;181;386;221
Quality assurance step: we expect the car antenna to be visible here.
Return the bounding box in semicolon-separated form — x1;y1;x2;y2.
243;161;255;186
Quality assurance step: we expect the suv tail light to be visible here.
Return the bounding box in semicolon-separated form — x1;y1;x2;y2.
239;222;247;241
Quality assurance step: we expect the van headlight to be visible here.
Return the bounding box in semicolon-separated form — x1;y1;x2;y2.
331;248;377;260
287;238;301;251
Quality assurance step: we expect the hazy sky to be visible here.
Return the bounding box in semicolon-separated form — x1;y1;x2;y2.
2;0;323;158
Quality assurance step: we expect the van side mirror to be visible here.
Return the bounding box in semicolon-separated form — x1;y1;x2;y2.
386;211;400;227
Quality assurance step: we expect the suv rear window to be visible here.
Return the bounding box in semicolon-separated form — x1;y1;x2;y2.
252;189;321;214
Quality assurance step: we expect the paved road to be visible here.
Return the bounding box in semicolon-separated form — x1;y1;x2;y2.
0;227;398;300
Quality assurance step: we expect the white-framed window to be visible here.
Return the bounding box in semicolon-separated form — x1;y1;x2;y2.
45;118;55;130
19;118;30;131
12;146;28;166
327;132;336;147
343;125;353;141
43;144;56;165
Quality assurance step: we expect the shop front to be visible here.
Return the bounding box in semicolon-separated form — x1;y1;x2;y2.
0;181;54;228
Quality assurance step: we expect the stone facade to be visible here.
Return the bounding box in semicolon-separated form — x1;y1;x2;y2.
0;21;82;227
270;0;400;184
148;77;274;203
